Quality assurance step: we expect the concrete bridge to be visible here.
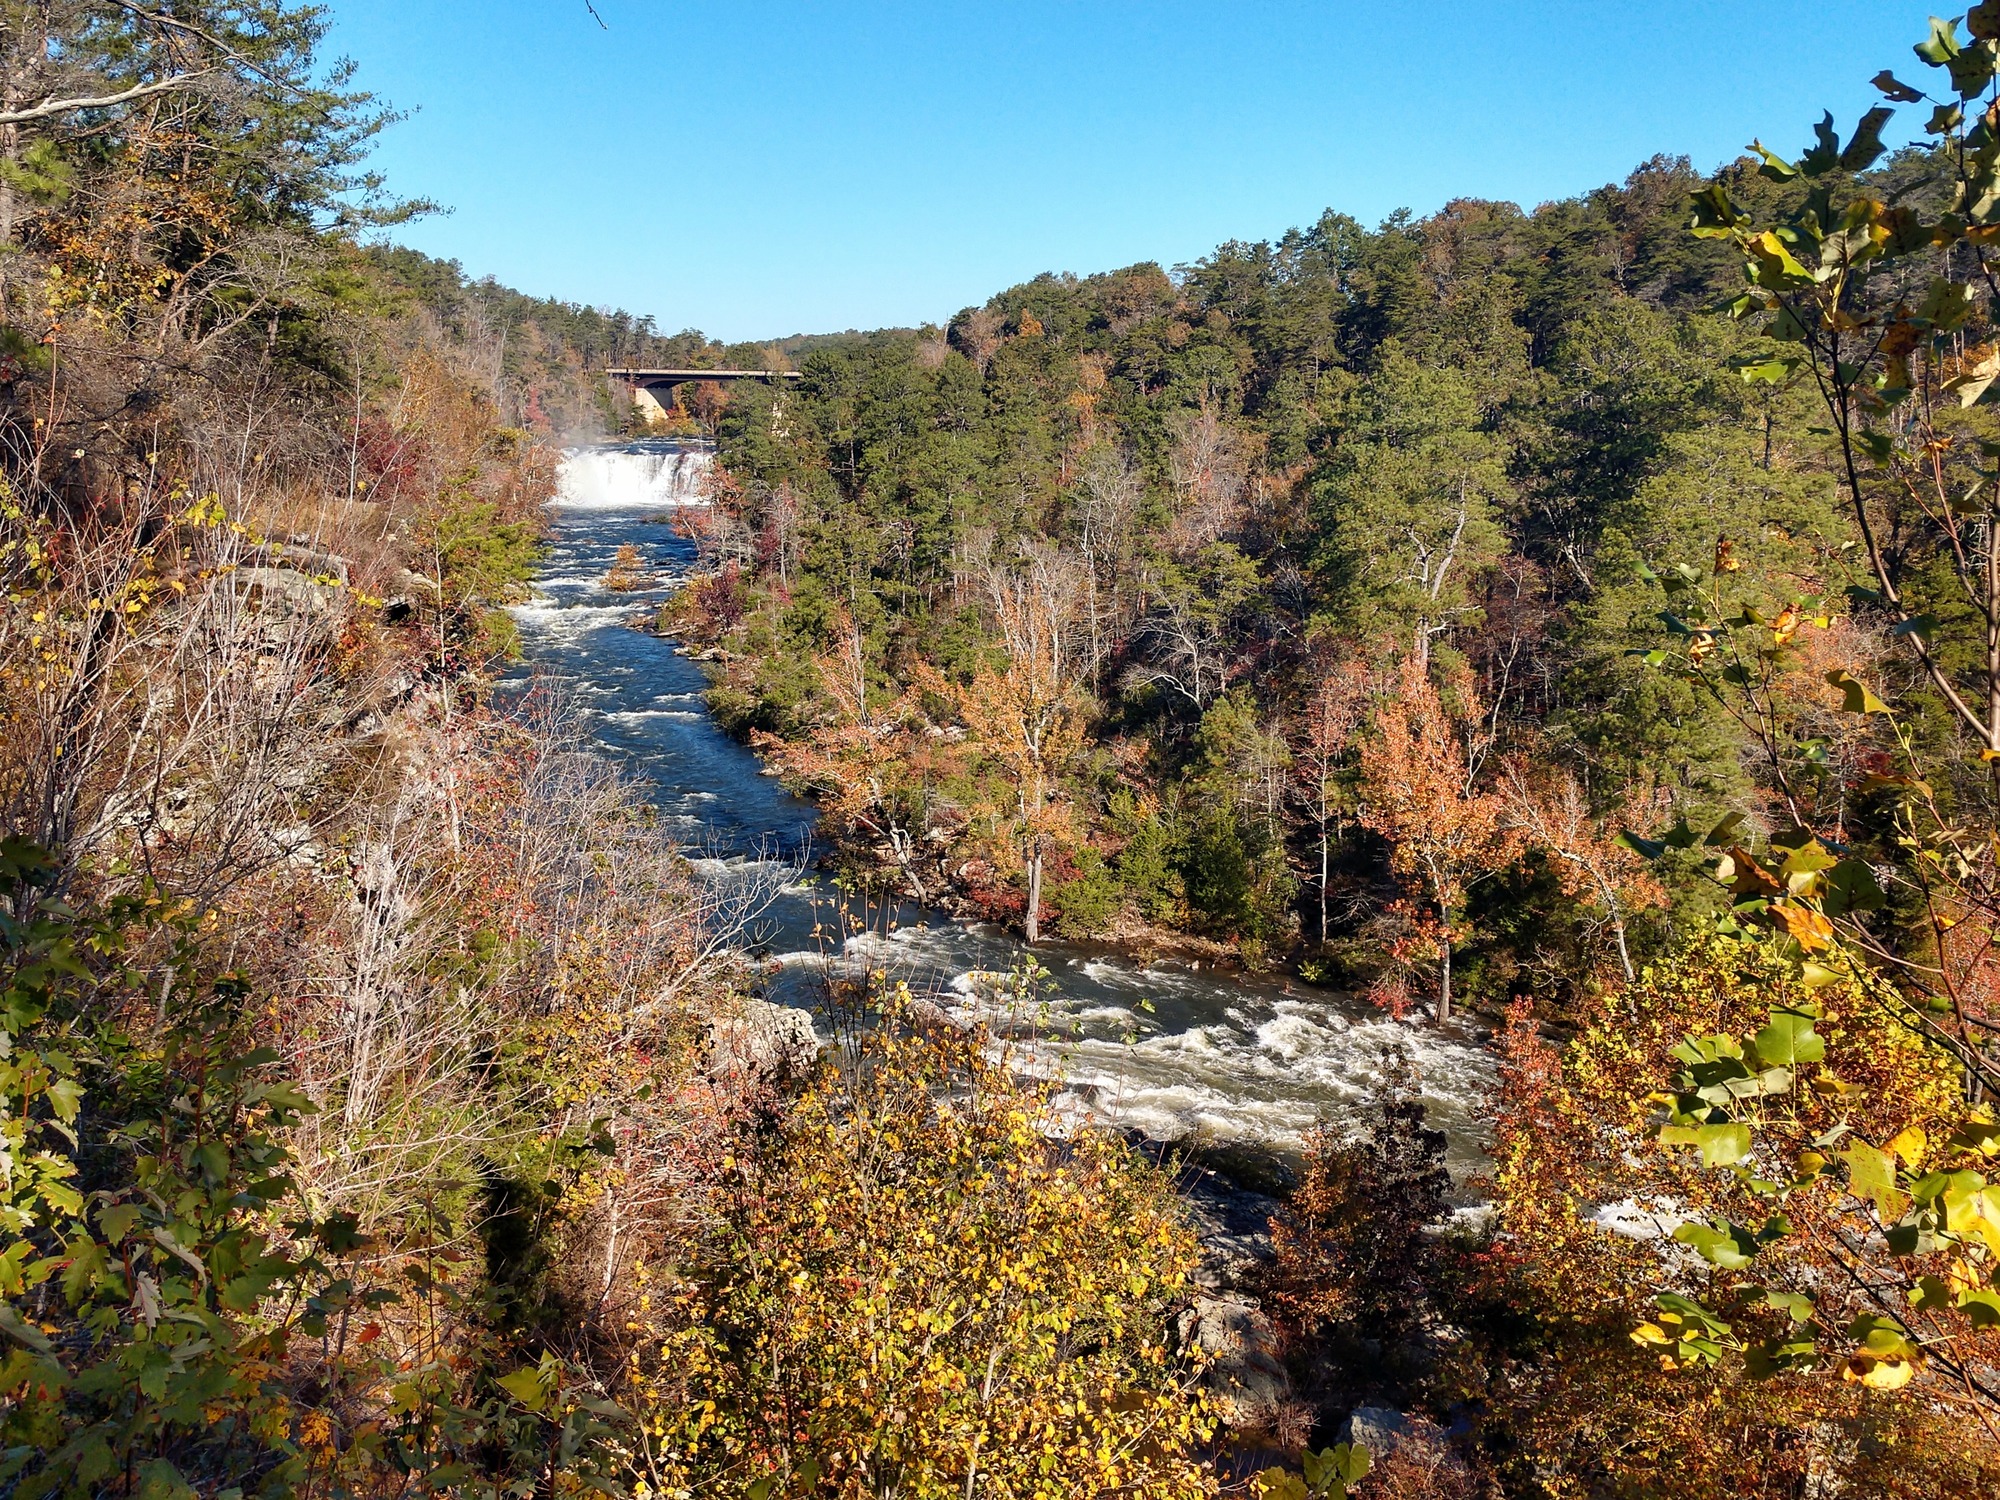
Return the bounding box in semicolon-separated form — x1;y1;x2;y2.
607;367;803;392
607;367;803;422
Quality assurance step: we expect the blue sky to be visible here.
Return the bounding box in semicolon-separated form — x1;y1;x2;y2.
327;1;1923;343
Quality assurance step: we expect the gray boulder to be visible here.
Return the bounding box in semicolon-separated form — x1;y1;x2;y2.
706;1000;819;1084
1178;1293;1291;1425
1344;1403;1412;1453
235;565;346;623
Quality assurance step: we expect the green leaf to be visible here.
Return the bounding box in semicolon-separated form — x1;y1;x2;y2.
1753;1008;1826;1066
44;1076;82;1124
1911;1273;1954;1311
218;1270;276;1314
1960;1289;2000;1327
1917;15;1963;65
315;1213;366;1254
96;1202;139;1244
1337;1443;1371;1486
1973;0;2000;39
1767;302;1810;342
1690;182;1743;237
1800;113;1841;176
1764;1289;1815;1323
1851;1313;1921;1361
1661;819;1702;850
1950;1116;2000;1155
1736;356;1801;385
1912;280;1976;334
1880;207;1934;258
1255;1470;1308;1500
497;1366;549;1412
0;1301;54;1352
1777;837;1838;878
1616;830;1668;860
1826;667;1890;714
195;1141;230;1186
1698;1122;1753;1167
1743;1332;1820;1378
1704;812;1746;847
1751;140;1800;182
1674;1220;1759;1269
1949;38;1999;97
1890;614;1938;640
1823;859;1885;917
1843;1140;1910;1222
1657;1291;1733;1338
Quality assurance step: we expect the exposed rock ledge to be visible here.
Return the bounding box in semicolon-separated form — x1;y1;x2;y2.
705;998;819;1085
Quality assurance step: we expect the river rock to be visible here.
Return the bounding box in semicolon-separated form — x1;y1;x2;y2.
235;564;346;622
706;999;819;1084
1122;1132;1285;1292
1344;1404;1412;1453
1179;1293;1291;1425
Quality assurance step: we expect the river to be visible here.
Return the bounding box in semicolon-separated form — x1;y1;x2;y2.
512;441;1497;1177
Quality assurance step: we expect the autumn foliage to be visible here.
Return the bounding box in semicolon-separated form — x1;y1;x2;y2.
626;979;1215;1500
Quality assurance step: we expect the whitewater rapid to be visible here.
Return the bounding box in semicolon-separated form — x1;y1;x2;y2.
512;444;1497;1174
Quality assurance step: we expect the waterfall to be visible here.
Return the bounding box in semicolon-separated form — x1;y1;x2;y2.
555;441;714;510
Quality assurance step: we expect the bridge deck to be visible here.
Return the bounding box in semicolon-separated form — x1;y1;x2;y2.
607;367;803;384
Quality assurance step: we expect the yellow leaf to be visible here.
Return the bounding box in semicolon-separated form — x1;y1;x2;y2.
1887;1125;1927;1168
1843;1353;1918;1390
1773;901;1834;951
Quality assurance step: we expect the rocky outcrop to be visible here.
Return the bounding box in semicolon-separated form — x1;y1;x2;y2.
1179;1293;1290;1425
235;564;348;622
706;999;819;1085
1344;1404;1412;1453
1128;1136;1299;1427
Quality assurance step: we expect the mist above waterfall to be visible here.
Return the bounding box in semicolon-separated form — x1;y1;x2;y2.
555;440;713;511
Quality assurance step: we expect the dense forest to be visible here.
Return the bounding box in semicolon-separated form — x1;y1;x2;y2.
681;155;1844;1008
6;2;2000;1497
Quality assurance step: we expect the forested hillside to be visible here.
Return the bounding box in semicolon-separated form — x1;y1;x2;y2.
6;2;2000;1497
683;154;1852;1013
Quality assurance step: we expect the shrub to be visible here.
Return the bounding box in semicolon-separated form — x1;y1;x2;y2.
1115;814;1185;927
1052;844;1121;937
628;977;1216;1500
1262;1058;1451;1372
0;839;336;1497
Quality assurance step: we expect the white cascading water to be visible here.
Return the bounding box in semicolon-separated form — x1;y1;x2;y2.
555;441;713;510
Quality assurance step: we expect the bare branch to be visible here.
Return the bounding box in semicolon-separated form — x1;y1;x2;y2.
0;71;216;126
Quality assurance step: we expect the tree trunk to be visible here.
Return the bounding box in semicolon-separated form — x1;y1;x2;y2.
1025;844;1043;943
1318;828;1329;948
1437;936;1452;1024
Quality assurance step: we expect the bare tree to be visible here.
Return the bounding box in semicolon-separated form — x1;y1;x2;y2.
1165;400;1248;552
1073;445;1141;680
1496;754;1665;985
944;538;1092;941
1290;656;1372;947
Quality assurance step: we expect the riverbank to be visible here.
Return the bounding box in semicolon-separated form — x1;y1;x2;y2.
645;591;1334;973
